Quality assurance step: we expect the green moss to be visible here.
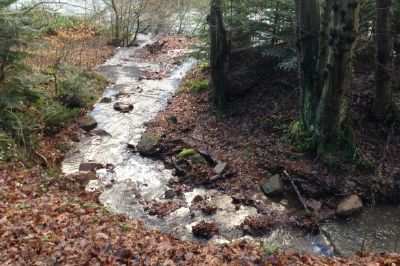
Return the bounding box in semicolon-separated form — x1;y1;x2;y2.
243;148;252;158
177;148;196;159
198;61;210;70
286;120;317;152
190;80;209;92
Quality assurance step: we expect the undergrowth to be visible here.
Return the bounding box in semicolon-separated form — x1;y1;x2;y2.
286;120;376;173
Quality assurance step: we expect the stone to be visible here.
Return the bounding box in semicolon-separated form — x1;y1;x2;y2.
127;141;136;150
213;162;228;175
336;195;363;217
79;162;105;172
66;171;97;186
100;97;112;103
136;135;159;156
261;174;284;197
113;102;134;113
79;115;98;132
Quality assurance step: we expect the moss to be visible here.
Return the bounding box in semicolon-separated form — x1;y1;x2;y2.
243;148;253;158
190;80;209;92
177;78;209;94
177;148;196;159
198;61;210;70
286;120;317;152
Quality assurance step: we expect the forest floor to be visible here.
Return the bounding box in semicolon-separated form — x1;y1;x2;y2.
146;46;400;224
1;30;400;264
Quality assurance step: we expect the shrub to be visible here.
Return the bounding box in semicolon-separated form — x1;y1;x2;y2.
40;104;80;134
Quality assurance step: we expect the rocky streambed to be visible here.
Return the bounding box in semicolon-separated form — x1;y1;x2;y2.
62;35;400;257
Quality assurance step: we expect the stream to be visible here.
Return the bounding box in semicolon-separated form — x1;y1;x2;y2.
62;35;400;257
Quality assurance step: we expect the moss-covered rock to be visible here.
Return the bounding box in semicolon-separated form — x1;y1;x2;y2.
136;135;160;156
177;148;196;159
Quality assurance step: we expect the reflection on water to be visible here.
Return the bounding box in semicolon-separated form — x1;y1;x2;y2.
322;205;400;256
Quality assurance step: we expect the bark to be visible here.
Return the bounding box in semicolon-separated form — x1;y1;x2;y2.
297;0;321;131
318;0;333;81
271;1;280;46
373;0;393;120
209;0;229;111
318;0;360;147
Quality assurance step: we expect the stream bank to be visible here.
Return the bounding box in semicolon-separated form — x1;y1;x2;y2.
61;35;400;257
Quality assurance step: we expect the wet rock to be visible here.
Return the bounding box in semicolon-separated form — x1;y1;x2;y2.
79;115;98;132
100;97;112;103
113;102;134;113
89;129;112;137
336;195;363;217
79;162;105;172
66;171;97;186
261;174;284;197
192;221;219;240
213;162;228;175
136;135;159;156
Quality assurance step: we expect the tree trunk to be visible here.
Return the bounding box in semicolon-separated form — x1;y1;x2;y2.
373;0;393;120
318;0;360;148
318;0;333;81
271;1;280;46
297;0;321;131
209;0;229;111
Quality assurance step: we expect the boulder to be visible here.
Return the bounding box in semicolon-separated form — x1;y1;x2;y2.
79;162;105;172
100;97;112;103
261;174;284;197
213;162;228;175
336;195;363;217
79;115;98;132
114;102;134;113
136;135;159;156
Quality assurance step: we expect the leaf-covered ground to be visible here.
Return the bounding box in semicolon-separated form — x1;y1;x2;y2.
146;48;400;221
1;30;400;264
1;163;400;265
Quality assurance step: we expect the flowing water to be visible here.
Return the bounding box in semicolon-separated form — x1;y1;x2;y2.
60;35;400;257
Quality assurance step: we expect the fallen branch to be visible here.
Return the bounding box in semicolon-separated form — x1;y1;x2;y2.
35;151;48;167
282;170;310;215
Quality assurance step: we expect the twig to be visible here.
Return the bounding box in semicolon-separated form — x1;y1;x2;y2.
35;151;48;167
282;170;310;215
